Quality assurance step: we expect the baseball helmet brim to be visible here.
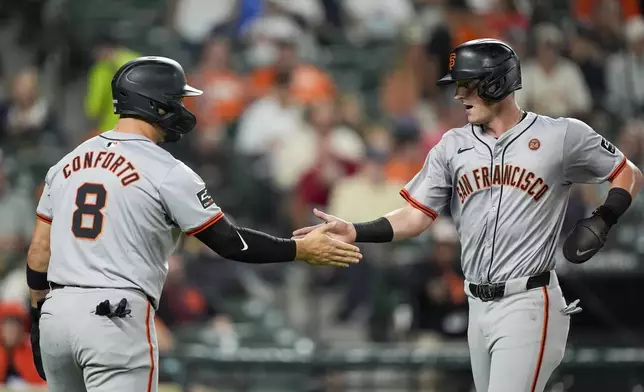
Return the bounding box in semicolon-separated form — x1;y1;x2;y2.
437;74;455;86
182;84;203;96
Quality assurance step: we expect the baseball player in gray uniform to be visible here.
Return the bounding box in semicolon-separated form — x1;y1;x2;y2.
293;39;643;391
25;56;362;392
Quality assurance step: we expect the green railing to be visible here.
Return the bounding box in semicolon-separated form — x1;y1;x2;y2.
158;345;644;391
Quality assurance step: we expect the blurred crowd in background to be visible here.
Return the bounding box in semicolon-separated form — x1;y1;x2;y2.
1;0;644;390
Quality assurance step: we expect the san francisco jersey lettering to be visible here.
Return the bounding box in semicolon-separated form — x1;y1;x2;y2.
402;112;626;284
36;131;223;307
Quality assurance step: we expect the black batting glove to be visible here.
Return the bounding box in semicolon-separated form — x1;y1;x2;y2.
30;300;46;381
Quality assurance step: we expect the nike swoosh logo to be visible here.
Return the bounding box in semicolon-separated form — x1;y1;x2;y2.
458;146;474;154
576;248;595;257
236;231;248;251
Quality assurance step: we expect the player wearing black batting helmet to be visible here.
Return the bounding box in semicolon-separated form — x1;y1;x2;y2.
111;56;203;143
292;37;643;392
437;38;522;103
26;55;362;391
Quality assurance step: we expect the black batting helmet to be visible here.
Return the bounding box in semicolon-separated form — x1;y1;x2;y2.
111;56;202;142
437;38;522;103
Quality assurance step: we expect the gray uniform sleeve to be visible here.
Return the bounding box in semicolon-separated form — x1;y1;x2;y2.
563;118;626;184
36;175;53;224
159;162;223;235
400;137;452;219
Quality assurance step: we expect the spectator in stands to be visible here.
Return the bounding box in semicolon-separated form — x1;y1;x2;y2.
605;16;644;118
573;0;640;24
84;33;140;135
516;23;593;119
0;264;29;307
243;0;324;64
476;0;530;39
342;0;414;44
270;98;363;191
326;145;407;324
418;2;454;101
445;3;503;47
154;316;174;356
335;92;365;137
404;218;472;391
157;254;234;334
380;24;439;131
263;0;324;32
422;98;467;153
284;101;363;229
327;148;405;225
575;0;625;58
404;219;467;340
186;29;248;137
168;0;239;61
617;119;644;167
568;31;608;102
0;302;47;387
384;117;426;184
235;70;302;169
0;67;62;156
0;56;5;101
247;33;335;105
570;0;627;104
0;151;34;276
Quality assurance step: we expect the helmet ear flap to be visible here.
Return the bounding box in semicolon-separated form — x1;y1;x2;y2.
478;74;505;102
477;61;521;102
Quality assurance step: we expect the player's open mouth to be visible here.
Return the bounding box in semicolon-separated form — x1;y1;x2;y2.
464;104;473;110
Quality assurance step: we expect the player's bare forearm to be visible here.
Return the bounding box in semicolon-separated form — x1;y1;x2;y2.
293;205;436;244
384;205;436;241
27;219;51;307
610;159;643;199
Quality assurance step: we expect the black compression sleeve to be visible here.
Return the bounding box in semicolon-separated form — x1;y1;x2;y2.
194;216;296;263
354;217;394;243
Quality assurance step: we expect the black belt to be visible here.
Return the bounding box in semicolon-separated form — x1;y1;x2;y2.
468;271;551;302
49;282;154;305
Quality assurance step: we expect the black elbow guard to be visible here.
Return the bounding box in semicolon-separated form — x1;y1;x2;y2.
194;217;296;263
194;216;246;259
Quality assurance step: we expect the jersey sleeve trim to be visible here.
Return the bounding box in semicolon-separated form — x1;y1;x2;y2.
185;211;225;236
399;189;438;219
607;157;627;182
36;213;52;224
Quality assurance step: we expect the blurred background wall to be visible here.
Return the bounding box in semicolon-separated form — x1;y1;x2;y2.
0;0;644;391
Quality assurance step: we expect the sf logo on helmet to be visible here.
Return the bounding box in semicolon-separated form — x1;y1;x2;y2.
449;53;456;71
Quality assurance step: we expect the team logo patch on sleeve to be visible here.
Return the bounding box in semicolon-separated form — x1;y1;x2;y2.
601;137;616;154
196;188;215;209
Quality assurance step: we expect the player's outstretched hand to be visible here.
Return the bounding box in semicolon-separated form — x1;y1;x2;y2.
292;208;357;244
294;220;362;268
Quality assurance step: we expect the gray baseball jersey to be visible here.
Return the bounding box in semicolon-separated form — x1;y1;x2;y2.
36;131;223;307
402;112;626;284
